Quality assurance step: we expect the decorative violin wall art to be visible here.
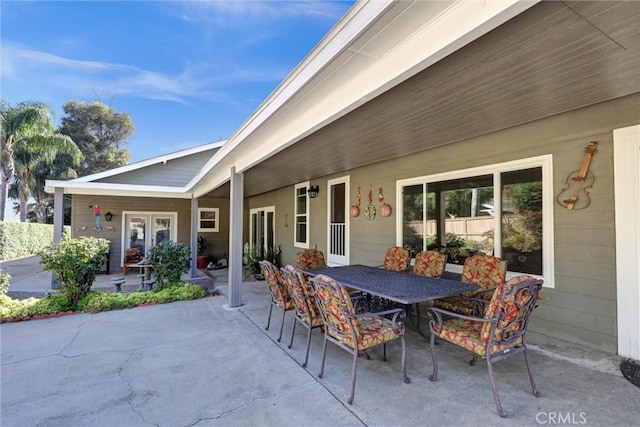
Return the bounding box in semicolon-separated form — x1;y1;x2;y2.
557;142;597;210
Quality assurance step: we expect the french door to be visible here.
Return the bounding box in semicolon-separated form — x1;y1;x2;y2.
250;206;275;258
123;212;177;259
327;176;349;266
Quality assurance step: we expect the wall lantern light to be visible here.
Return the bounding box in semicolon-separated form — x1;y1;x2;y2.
308;185;320;199
104;211;114;222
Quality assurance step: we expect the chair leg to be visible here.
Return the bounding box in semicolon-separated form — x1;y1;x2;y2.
429;332;438;381
470;356;478;366
318;333;328;378
348;348;359;405
382;343;387;362
288;317;297;349
303;325;313;368
400;334;410;383
486;357;507;418
523;348;541;397
266;302;274;331
277;307;287;342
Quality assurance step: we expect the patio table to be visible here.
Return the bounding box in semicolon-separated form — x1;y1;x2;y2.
304;265;479;336
303;265;478;305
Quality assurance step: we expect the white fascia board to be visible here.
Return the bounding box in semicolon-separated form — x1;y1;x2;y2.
73;140;227;183
185;0;393;194
187;0;538;197
45;180;191;199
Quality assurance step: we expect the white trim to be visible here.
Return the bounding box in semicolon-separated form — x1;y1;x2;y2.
614;124;640;359
327;176;350;266
396;155;554;287
197;207;219;232
294;181;310;249
73;140;226;183
44;180;192;199
120;211;178;265
249;206;276;252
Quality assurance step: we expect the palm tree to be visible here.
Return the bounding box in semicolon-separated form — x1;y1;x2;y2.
0;101;59;220
12;135;81;222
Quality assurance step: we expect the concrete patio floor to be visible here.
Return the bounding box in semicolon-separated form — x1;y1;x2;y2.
1;257;639;426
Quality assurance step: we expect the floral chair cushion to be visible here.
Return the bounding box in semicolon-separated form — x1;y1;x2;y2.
383;247;410;271
433;295;477;316
296;249;327;270
312;274;401;351
432;275;541;357
260;261;293;310
281;264;323;326
460;254;506;296
413;251;446;277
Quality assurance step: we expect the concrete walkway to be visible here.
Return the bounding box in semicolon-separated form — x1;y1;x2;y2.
1;257;639;426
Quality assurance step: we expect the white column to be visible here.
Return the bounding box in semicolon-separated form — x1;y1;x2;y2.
190;197;198;278
228;166;244;307
614;125;640;359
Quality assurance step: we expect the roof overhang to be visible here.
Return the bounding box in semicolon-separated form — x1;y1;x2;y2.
186;0;538;197
44;180;193;199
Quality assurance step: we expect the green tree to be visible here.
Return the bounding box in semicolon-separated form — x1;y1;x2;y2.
57;100;132;177
11;131;81;222
0;101;57;221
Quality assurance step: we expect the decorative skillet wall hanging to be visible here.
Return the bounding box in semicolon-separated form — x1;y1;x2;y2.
378;183;392;217
557;141;597;210
365;185;376;220
350;187;361;217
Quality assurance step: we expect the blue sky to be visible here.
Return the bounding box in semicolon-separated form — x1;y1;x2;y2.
1;0;354;163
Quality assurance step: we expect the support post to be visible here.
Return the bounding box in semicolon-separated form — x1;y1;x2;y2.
228;166;244;307
190;197;199;278
51;188;65;289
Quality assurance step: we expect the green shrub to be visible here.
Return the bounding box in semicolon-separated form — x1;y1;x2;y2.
146;241;191;288
39;236;110;309
0;221;70;261
0;270;10;296
1;283;208;321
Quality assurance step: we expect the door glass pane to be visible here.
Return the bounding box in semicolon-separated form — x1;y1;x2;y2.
267;211;275;250
331;183;345;223
501;167;543;275
154;217;171;245
129;217;147;254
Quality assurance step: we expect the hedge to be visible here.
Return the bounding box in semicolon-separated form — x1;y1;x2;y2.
0;221;70;261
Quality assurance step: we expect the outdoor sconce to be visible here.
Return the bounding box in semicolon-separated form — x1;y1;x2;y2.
104;211;113;222
308;185;320;199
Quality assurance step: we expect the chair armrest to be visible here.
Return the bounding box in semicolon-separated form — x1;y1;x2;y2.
350;308;407;324
427;306;496;334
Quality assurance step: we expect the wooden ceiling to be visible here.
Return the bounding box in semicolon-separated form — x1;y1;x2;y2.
213;1;640;199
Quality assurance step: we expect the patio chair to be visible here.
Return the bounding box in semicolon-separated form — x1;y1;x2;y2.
427;275;543;418
310;274;409;405
281;265;324;367
411;250;446;327
296;248;327;270
122;248;143;275
382;246;410;271
259;260;294;342
433;254;506;316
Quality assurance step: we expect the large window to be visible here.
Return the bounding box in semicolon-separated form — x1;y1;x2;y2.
398;156;553;285
294;182;310;248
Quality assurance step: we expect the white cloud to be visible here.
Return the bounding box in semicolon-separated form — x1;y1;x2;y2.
1;42;288;105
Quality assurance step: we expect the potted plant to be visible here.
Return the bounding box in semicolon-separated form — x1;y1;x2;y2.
196;236;209;269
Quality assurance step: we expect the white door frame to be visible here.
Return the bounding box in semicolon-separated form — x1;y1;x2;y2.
614;124;640;359
327;176;350;266
121;211;178;265
249;206;275;254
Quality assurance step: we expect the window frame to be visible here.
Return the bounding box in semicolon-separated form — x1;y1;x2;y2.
396;155;554;287
294;181;310;249
197;207;219;232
